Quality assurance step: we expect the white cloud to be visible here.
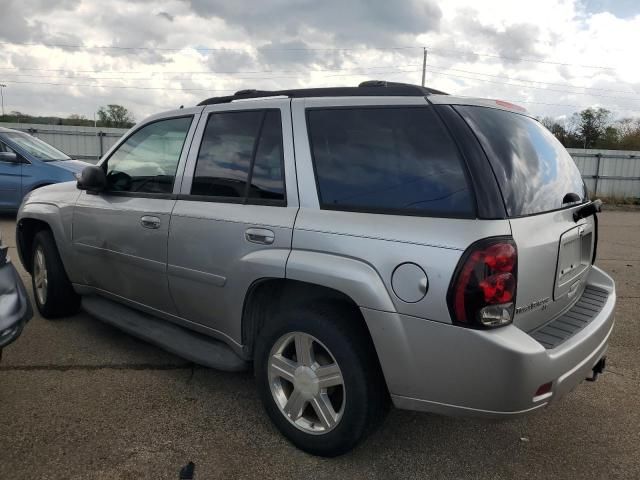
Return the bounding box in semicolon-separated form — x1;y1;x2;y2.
0;0;638;122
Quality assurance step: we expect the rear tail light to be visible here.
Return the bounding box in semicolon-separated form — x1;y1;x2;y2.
447;237;517;328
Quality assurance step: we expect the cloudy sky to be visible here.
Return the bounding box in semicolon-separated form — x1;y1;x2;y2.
0;0;639;123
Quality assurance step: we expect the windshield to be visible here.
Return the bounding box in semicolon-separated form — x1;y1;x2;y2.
3;132;71;161
456;106;587;217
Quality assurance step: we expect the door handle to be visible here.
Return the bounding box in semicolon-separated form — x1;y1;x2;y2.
245;228;275;245
140;215;161;229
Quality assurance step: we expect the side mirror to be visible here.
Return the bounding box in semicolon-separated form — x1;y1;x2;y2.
0;152;19;163
77;165;106;193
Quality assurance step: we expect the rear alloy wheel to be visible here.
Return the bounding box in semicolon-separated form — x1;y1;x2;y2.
268;332;345;434
255;304;388;457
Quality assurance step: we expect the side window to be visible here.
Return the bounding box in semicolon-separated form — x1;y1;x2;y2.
0;142;21;162
248;111;285;200
191;110;285;202
0;142;15;154
105;116;193;194
307;107;474;217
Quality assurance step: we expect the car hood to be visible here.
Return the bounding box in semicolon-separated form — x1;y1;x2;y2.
48;159;91;174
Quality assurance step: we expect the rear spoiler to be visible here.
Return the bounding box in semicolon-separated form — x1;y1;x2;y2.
573;199;602;223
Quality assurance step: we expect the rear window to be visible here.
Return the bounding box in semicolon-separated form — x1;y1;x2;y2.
456;106;587;217
307;107;474;217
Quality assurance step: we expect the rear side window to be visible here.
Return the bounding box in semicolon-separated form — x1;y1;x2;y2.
307;107;474;217
456;106;587;217
191;110;285;202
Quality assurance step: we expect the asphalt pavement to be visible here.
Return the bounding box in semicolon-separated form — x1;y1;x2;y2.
1;211;639;479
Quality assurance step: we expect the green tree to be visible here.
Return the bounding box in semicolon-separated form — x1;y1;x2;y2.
571;107;611;148
97;105;135;128
598;126;620;149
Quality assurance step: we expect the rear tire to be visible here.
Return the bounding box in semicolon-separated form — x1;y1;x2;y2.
31;230;80;318
254;303;388;457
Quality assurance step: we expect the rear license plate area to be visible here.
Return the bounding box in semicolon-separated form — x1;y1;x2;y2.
554;225;594;300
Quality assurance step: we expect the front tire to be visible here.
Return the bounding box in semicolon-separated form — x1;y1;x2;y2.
255;303;388;457
31;230;80;318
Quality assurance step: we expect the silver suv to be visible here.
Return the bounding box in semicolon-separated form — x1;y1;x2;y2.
16;82;616;456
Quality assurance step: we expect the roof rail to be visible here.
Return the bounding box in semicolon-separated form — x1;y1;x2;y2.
197;80;448;106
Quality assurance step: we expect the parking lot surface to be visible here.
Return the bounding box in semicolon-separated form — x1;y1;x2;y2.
1;211;639;479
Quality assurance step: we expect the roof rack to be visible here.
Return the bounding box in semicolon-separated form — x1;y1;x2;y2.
197;81;448;106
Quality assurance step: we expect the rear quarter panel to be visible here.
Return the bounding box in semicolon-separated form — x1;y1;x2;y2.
291;208;511;321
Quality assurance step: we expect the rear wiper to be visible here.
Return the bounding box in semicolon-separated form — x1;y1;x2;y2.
573;199;602;222
562;192;582;204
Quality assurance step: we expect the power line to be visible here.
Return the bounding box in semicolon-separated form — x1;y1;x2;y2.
0;77;625;112
0;39;620;71
2;64;635;103
0;64;424;75
0;79;233;92
1;61;634;97
0;69;632;104
426;46;616;70
422;68;640;102
0;40;419;53
425;65;638;95
0;65;425;82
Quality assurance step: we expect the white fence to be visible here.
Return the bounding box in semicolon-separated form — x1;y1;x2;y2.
0;122;128;162
1;123;639;199
568;148;640;199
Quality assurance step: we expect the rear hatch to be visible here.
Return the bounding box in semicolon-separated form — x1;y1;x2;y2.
456;105;595;332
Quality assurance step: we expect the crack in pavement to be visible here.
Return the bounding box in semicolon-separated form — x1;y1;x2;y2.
0;363;195;372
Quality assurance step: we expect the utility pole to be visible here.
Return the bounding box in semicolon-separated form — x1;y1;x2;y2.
0;84;6;117
421;48;427;87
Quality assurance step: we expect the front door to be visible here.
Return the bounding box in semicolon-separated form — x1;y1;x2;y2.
167;99;298;343
72;113;200;314
0;141;23;210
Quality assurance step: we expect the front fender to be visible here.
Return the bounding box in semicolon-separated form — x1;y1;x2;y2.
285;250;396;312
17;198;77;280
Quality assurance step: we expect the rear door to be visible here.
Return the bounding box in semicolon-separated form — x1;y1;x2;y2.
456;105;594;332
167;99;298;343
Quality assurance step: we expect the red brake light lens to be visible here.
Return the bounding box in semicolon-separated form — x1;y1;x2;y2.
448;237;518;328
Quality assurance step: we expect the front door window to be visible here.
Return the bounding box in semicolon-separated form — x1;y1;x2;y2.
105;116;193;194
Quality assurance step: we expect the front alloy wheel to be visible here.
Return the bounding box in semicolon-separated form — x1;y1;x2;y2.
30;230;80;318
268;332;345;434
33;246;48;306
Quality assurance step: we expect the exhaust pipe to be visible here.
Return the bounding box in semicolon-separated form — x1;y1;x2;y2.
586;356;606;382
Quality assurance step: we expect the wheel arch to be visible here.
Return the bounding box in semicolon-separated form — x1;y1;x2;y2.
17;203;70;274
16;217;53;274
242;278;356;353
241;276;391;392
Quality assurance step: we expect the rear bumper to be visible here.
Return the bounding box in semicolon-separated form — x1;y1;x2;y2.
363;265;615;418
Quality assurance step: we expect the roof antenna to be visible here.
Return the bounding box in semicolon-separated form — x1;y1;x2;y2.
179;105;184;109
